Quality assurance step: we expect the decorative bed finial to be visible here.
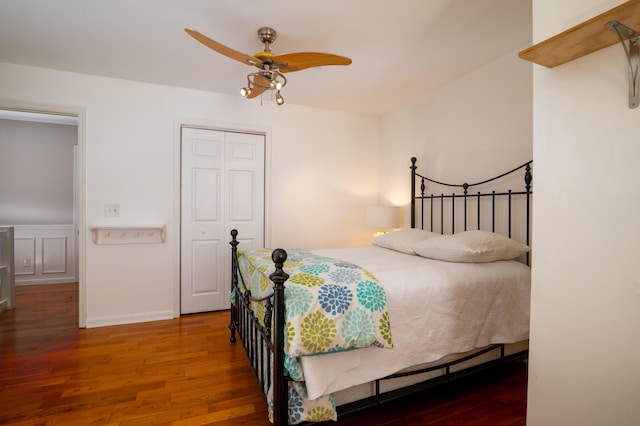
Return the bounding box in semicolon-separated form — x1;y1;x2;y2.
272;248;287;265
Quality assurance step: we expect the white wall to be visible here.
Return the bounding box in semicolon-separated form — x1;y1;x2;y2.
527;0;640;424
378;47;533;226
0;61;379;326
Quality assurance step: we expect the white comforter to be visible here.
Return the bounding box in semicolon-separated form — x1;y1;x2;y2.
300;246;531;400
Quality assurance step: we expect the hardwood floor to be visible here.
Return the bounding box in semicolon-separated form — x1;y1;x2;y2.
0;284;527;425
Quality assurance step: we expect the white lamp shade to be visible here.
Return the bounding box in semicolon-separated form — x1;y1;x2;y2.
366;205;401;230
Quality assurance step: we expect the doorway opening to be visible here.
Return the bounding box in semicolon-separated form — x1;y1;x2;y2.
0;106;85;327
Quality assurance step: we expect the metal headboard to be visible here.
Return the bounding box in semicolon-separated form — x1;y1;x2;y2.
410;157;532;265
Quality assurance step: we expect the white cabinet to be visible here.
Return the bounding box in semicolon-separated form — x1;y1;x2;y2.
0;227;15;311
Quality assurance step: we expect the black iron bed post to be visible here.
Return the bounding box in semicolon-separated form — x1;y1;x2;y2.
440;194;444;233
229;229;239;344
508;190;513;238
269;249;289;426
451;193;455;233
420;179;426;230
410;157;417;228
525;163;532;266
462;183;469;231
477;192;481;230
429;192;433;232
491;191;496;232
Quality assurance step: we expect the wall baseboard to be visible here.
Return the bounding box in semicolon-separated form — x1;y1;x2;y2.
16;278;77;286
85;310;174;328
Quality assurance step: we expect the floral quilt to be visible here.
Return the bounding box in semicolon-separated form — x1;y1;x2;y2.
236;248;393;424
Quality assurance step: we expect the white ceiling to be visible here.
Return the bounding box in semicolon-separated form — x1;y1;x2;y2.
0;0;531;116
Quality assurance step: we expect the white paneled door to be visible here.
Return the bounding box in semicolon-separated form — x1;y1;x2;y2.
180;127;265;314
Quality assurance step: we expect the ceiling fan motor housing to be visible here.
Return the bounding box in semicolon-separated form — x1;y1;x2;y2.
257;27;277;51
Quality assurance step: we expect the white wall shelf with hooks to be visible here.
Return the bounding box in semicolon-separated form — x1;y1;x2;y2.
89;225;166;245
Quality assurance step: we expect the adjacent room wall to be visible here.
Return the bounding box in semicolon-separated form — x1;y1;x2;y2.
528;0;640;424
0;119;76;225
0;61;380;326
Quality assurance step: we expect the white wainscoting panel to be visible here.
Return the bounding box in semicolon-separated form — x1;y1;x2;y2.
42;236;67;274
14;236;36;276
13;225;76;285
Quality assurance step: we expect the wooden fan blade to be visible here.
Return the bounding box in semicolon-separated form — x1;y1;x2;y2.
185;29;262;67
271;52;352;73
246;85;268;99
252;74;272;89
246;74;272;99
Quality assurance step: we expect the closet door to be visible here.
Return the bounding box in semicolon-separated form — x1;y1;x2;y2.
180;127;264;314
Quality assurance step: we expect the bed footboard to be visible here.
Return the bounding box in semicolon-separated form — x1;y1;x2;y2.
229;229;289;426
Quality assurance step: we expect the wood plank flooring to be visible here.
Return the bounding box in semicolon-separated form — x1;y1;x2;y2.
0;284;527;425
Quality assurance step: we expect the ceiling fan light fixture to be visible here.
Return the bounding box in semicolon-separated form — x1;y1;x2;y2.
244;70;287;104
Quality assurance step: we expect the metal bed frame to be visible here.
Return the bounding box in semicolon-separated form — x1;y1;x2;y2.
229;157;533;425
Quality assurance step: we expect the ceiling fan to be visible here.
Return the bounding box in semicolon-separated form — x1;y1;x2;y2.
184;27;352;105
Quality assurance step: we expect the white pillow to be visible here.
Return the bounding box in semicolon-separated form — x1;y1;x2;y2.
412;230;530;263
372;228;439;255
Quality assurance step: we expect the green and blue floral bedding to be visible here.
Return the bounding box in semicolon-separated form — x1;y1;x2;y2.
236;248;394;424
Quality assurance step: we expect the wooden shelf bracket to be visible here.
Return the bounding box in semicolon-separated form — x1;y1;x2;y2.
607;21;640;108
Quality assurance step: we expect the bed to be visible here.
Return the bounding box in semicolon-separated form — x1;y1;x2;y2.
229;157;533;425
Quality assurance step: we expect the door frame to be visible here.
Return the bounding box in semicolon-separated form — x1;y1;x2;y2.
0;99;87;327
172;118;272;318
